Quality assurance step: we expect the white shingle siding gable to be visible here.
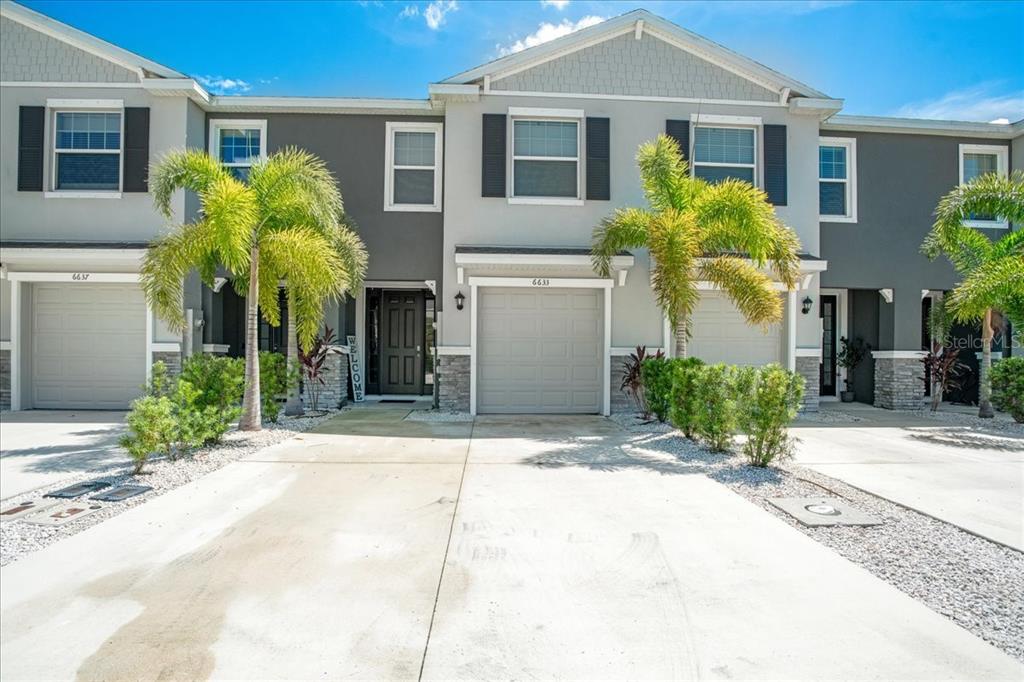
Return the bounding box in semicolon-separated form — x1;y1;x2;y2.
491;32;778;102
0;16;138;83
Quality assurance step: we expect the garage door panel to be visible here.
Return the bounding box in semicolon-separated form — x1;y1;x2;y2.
689;292;783;366
478;287;603;414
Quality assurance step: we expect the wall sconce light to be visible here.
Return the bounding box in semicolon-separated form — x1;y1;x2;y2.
801;296;813;315
454;291;465;311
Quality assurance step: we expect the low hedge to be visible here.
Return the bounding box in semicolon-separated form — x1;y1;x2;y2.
991;357;1024;423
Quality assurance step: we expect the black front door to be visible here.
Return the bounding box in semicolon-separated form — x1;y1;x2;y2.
820;295;838;397
381;290;425;394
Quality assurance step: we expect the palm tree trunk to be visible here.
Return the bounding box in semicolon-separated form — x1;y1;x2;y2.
674;318;688;357
284;288;303;417
979;308;995;419
239;243;262;431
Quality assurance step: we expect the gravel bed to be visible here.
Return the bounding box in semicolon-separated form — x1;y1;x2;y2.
795;408;864;424
592;414;1023;661
899;408;1024;434
0;411;338;567
405;409;475;423
607;411;675;433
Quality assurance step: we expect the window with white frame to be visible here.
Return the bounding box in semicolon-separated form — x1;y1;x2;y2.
818;137;857;222
53;111;122;191
692;126;756;185
511;117;580;199
959;144;1008;227
209;120;267;182
385;121;443;211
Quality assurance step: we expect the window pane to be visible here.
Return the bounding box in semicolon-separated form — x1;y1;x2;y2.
694;127;754;164
694;165;755;185
514;159;577;197
819;145;847;179
56;112;121;150
819;181;846;216
513;120;578;158
56;153;120;190
227;166;250;182
394;131;435;166
394;169;435;204
963;153;997;183
219;128;261;165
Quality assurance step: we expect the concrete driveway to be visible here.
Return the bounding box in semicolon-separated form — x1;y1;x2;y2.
793;404;1024;551
0;411;127;500
1;406;1020;680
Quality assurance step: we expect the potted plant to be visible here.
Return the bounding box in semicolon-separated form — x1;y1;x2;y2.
836;336;869;402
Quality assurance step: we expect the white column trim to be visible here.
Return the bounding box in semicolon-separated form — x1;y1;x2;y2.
872;350;927;359
10;280;21;411
467;276;614;289
5;272;141;283
603;287;612;416
469;283;478;416
437;345;470;355
663;316;673;358
145;304;154;382
787;289;797;371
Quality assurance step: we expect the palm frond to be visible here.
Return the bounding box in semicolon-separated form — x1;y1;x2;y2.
698;256;784;326
248;148;343;235
332;214;369;294
591;207;652;276
636;135;689;212
149;149;231;220
647;209;703;328
946;253;1024;322
140;221;218;331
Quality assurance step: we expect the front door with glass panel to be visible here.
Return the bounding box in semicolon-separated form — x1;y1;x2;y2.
381;290;425;395
820;295;838;397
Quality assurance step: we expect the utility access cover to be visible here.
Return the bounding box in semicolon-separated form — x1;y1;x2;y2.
0;499;60;522
769;497;882;527
45;480;111;499
90;485;152;502
23;503;103;526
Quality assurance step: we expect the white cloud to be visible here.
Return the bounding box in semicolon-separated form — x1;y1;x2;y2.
498;15;605;56
540;0;570;9
990;117;1011;125
399;5;418;18
424;0;458;30
892;84;1024;123
196;75;251;94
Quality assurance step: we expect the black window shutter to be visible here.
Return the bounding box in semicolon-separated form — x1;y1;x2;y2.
763;124;787;206
585;117;610;201
17;106;45;192
123;107;150;192
481;113;506;198
665;119;689;162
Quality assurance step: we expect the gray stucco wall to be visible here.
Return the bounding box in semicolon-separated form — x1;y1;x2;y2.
0;15;138;83
820;132;1011;349
492;32;778;103
206;113;444;303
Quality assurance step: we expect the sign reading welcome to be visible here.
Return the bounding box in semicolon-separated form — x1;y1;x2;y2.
346;335;364;402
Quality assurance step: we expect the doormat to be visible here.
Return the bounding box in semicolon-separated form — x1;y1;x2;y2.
380;399;416;404
44;480;112;499
768;497;882;527
0;499;60;522
90;485;152;502
23;503;104;526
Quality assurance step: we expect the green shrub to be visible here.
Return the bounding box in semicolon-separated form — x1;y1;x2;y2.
258;351;297;423
692;364;740;451
992;358;1024;423
179;354;244;443
640;356;674;422
119;395;176;474
736;364;804;467
667;357;705;437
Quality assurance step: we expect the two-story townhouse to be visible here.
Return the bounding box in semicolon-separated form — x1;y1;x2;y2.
0;2;447;410
429;11;834;415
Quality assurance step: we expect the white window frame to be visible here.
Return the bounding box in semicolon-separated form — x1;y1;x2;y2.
47;99;124;199
209;119;268;178
958;143;1009;229
690;122;759;189
818;136;857;224
384;121;443;213
508;107;584;206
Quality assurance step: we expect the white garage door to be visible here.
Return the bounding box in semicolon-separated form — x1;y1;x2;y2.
478;287;603;414
32;283;147;409
688;292;783;366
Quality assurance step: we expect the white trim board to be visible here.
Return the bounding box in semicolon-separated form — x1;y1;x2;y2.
467;276;614;289
872;350;927;359
5;272;140;283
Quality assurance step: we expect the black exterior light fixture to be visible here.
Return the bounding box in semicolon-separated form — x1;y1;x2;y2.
455;291;465;311
802;296;814;315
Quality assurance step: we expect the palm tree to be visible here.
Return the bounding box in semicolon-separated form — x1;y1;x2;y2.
923;170;1024;418
592;135;801;355
143;148;367;430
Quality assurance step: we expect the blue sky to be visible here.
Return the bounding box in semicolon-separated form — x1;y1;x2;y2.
20;0;1024;122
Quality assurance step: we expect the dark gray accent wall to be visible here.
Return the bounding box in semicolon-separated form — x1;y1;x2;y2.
207;113;444;307
848;289;878;403
821;132;1011;349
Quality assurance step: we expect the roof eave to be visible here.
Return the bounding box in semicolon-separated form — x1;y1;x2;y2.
822;115;1019;139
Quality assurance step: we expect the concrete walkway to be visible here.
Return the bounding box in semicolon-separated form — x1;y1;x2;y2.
1;406;1021;680
793;403;1024;550
0;411;127;500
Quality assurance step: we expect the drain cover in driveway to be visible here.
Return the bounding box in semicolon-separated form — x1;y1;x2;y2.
90;485;152;502
0;499;60;522
23;503;103;526
769;497;882;527
44;480;111;499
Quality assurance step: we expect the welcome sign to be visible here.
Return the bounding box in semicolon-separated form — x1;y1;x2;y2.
346;335;365;402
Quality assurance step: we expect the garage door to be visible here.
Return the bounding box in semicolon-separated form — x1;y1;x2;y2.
478;287;603;414
688;292;783;366
32;283;147;409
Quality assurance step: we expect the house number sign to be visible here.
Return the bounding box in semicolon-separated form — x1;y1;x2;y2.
531;278;550;286
346;335;365;402
72;273;91;281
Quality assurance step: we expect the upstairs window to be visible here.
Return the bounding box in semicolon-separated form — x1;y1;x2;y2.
209;120;266;182
819;137;857;223
511;118;580;200
385;121;443;212
693;126;756;185
959;144;1008;228
53;111;122;191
